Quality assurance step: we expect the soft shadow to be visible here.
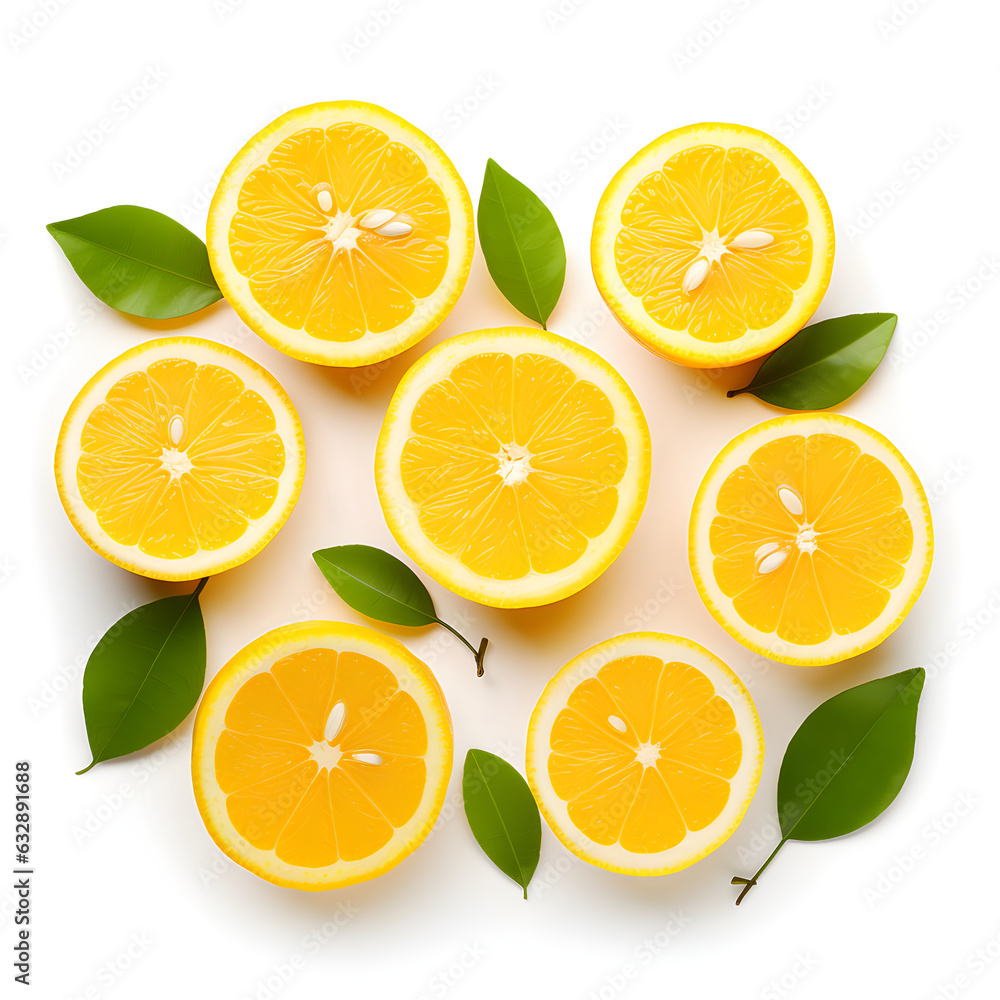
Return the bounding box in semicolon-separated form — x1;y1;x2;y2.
209;806;459;926
308;351;410;408
711;355;765;397
500;579;609;639
773;628;916;703
125;298;228;332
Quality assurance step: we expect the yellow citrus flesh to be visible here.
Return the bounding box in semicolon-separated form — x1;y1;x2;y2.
375;328;651;608
192;621;452;891
208;102;474;367
527;632;763;875
592;123;834;368
54;337;304;581
690;414;933;665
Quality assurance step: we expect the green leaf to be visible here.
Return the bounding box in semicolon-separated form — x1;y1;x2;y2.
312;545;489;676
477;159;565;328
78;579;208;774
728;313;897;410
47;205;222;319
732;668;924;903
313;544;437;626
463;749;541;899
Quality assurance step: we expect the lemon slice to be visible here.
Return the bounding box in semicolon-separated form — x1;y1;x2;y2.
192;621;452;891
208;101;474;367
527;632;763;875
690;414;933;665
375;327;651;608
592;122;834;368
54;337;304;581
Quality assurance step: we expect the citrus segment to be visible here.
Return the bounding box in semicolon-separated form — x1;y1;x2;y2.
54;337;304;581
376;328;651;607
192;621;452;890
208;102;474;367
592;123;834;367
690;414;933;665
527;633;763;875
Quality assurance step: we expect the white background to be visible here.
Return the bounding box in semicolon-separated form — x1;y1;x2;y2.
3;0;997;997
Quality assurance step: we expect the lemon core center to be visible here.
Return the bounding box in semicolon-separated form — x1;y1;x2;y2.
634;742;661;768
496;442;534;486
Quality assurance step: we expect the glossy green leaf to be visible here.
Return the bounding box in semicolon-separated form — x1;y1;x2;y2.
78;579;208;774
312;545;489;675
47;205;222;319
732;668;924;903
463;749;541;899
314;544;437;626
477;159;565;328
778;667;924;840
728;313;897;410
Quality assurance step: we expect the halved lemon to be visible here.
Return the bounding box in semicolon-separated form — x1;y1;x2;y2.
54;337;304;581
375;327;651;608
192;621;452;891
207;101;474;367
526;632;763;875
592;122;834;368
690;414;933;665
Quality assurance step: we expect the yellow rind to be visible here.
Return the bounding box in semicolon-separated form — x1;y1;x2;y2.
191;620;453;891
688;413;934;666
207;101;475;368
54;336;305;582
374;327;652;608
526;632;764;876
592;122;835;369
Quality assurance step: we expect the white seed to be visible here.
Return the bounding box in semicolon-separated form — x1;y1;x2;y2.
682;257;711;294
351;752;383;766
753;541;781;561
757;549;789;575
168;415;184;445
729;229;773;249
777;486;804;517
608;715;627;733
323;701;346;742
358;208;397;230
375;220;413;238
317;189;333;213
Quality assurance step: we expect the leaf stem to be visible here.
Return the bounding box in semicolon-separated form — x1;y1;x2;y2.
731;836;788;905
475;637;489;678
436;618;489;677
192;577;209;599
